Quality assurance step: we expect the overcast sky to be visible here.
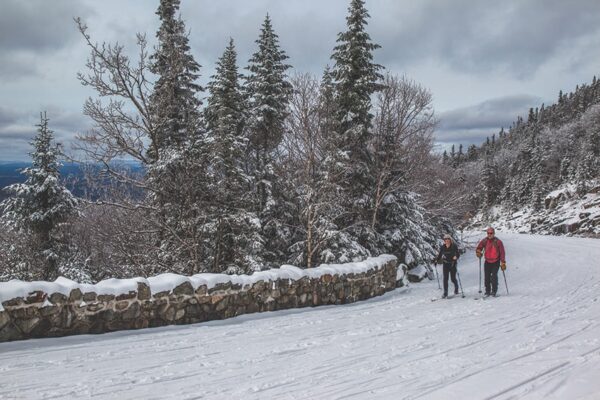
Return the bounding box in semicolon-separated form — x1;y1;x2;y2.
1;0;600;161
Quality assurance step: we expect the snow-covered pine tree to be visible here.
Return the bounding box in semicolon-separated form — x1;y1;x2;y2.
149;0;202;156
324;0;384;257
244;14;293;266
481;152;500;209
0;113;78;280
204;38;262;273
147;0;206;274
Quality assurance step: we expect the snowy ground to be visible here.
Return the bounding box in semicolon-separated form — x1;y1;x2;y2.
1;232;600;400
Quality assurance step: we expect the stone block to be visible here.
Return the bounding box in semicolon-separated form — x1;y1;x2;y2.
26;291;46;304
173;282;194;296
49;293;68;304
83;292;97;302
116;291;137;301
0;311;10;331
137;282;151;300
86;302;105;313
69;289;83;302
122;303;141;320
195;285;208;296
115;301;130;311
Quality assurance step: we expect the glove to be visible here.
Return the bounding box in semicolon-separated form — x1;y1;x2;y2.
501;261;506;271
476;249;482;258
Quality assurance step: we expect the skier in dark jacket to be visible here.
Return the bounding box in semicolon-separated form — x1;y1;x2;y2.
476;227;506;297
435;234;460;298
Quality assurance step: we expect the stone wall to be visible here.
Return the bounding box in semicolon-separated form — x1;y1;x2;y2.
0;258;399;342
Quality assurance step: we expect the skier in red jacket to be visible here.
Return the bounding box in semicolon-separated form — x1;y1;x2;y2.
476;227;506;297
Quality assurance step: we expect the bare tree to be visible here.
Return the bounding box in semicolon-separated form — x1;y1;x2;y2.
75;18;156;172
371;74;437;230
283;73;351;267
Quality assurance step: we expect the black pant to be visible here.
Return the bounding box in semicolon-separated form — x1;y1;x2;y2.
484;260;500;295
443;263;458;295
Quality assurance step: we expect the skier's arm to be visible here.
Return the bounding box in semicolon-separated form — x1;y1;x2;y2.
435;246;443;264
498;240;506;263
476;240;484;252
476;240;484;258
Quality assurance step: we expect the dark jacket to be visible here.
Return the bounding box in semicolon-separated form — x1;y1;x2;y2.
436;242;460;266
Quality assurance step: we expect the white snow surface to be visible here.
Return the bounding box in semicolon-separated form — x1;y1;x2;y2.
0;255;397;305
1;233;600;399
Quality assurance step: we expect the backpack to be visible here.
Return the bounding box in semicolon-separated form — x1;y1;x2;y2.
481;238;500;261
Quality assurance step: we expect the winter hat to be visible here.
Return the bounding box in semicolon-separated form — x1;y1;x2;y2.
443;234;452;240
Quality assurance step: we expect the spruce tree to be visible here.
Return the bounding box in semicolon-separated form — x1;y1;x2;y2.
147;0;205;274
1;113;78;280
204;38;261;273
244;14;293;265
326;0;383;255
330;0;383;194
149;0;202;155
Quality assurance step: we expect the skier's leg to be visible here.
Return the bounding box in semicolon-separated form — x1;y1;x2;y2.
450;264;458;294
491;261;500;295
443;264;450;296
484;262;491;295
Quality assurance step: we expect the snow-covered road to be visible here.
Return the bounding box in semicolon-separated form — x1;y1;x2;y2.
1;233;600;400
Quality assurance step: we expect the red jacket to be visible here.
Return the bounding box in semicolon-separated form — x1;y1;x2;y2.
476;237;505;263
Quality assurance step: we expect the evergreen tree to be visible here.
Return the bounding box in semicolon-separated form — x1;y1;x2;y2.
327;0;384;254
442;150;449;164
1;113;78;280
319;65;338;142
245;14;293;265
147;0;206;274
467;145;477;161
481;153;499;209
149;0;202;155
204;38;261;273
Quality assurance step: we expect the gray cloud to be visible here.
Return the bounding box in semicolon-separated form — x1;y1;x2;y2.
0;106;24;128
372;0;600;77
0;108;89;161
435;94;542;146
0;0;92;51
1;0;599;160
0;0;93;79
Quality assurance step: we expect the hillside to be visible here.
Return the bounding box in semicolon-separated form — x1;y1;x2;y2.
471;182;600;236
1;232;599;399
443;77;600;235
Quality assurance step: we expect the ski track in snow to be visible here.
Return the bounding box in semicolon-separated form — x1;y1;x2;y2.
1;233;600;400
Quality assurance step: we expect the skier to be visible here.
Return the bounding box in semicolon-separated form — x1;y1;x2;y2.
435;234;460;298
476;227;506;297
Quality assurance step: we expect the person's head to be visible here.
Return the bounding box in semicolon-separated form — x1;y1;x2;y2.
443;234;452;245
486;227;495;238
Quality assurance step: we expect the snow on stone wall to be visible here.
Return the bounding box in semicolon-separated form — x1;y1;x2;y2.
0;256;399;342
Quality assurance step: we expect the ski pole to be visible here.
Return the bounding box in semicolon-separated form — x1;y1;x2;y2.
502;269;509;295
455;261;465;298
478;257;482;294
433;262;441;289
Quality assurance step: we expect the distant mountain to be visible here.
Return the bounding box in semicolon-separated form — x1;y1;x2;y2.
0;162;144;201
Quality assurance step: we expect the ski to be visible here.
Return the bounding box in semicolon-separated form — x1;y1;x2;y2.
431;295;459;302
474;294;499;300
